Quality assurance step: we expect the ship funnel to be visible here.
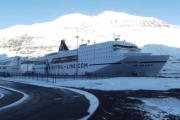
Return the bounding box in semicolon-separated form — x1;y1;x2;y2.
59;40;69;51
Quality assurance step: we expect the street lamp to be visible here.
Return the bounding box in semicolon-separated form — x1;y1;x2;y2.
75;36;79;76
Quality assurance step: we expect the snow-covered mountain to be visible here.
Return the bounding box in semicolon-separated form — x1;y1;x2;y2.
0;11;180;58
0;11;180;75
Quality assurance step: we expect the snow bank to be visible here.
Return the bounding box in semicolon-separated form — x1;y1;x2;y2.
137;97;180;120
0;85;29;111
53;77;180;91
62;87;99;120
0;93;4;99
1;76;180;91
142;98;180;115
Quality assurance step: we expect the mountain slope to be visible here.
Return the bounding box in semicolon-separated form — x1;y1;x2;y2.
142;45;180;74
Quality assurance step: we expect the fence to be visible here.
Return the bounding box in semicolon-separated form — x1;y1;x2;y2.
1;72;110;84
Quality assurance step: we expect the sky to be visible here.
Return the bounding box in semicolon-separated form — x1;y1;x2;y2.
0;0;179;30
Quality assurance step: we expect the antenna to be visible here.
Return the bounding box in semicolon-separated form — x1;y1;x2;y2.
113;33;116;40
75;36;79;48
81;39;84;44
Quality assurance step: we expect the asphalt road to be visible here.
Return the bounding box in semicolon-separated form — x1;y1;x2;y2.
0;80;89;120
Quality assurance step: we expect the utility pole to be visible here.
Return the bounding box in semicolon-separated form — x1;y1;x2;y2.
94;42;96;64
75;36;79;76
26;36;30;75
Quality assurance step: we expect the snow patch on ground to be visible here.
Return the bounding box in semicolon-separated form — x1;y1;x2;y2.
138;97;180;120
0;85;29;111
52;77;180;91
0;93;4;99
1;76;180;91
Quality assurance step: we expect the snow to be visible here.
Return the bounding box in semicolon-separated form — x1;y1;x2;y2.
141;44;180;75
137;97;180;119
0;85;29;111
55;77;180;91
64;87;99;120
142;45;180;57
0;93;4;99
1;76;180;91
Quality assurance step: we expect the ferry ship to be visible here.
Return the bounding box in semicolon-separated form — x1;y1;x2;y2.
0;57;21;77
26;38;169;77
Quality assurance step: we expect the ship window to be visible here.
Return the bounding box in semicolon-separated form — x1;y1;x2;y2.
113;44;137;49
